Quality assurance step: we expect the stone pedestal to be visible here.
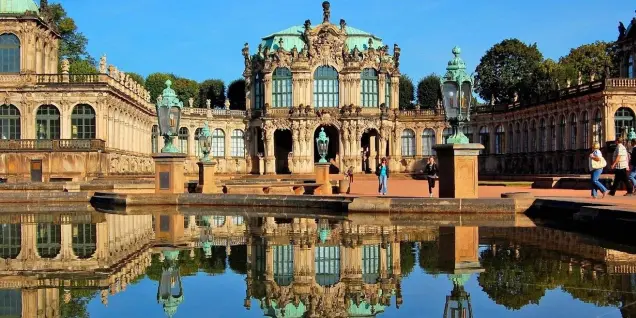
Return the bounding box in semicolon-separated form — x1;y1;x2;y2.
258;157;264;175
196;161;219;194
432;143;484;199
314;163;332;195
152;153;187;194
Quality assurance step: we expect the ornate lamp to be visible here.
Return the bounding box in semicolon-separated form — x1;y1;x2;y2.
156;80;184;153
440;46;475;144
316;127;330;163
198;123;212;162
628;127;636;141
443;274;473;318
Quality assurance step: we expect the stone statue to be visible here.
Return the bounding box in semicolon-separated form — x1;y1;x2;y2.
225;99;230;110
619;22;626;38
291;45;298;59
590;72;596;81
242;43;251;69
257;43;263;56
322;1;330;23
304;19;311;32
278;38;284;51
339;19;346;30
99;54;107;73
577;71;582;85
188;97;194;107
566;79;571;87
605;65;611;78
368;38;374;49
393;44;401;69
61;58;69;73
206;99;211;109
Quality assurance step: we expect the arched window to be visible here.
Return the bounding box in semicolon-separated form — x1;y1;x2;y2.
35;105;60;139
479;126;490;154
507;124;514;153
212;129;225;158
0;104;20;139
569;113;577;150
232;216;244;225
0;224;20;259
178;127;189;154
522;123;528;153
495;125;504;154
315;246;340;286
614;107;635;140
594;110;602;144
362;244;380;284
313;66;339;108
582;112;590;149
151;125;159;153
515;123;521;153
361;68;379;107
0;34;20;73
539;119;546;152
629;55;634;79
0;290;20;316
272;67;292;108
36;223;61;259
385;74;391;108
273;245;294;286
421;129;435;156
530;121;537;152
401;129;415;156
231;129;244;157
194;128;203;158
550;117;557;151
71;104;95;139
558;116;566;150
442;128;452;144
212;215;225;227
462;126;473;143
254;73;264;110
72;224;96;259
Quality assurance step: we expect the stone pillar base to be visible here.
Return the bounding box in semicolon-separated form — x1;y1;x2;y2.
152;153;187;194
432;143;484;199
196;161;220;194
314;163;332;195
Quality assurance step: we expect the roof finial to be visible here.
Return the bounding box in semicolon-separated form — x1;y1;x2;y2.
322;1;331;23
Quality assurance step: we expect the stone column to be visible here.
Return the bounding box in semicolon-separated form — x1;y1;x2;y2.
314;162;332;195
292;127;300;174
152;153;187;194
264;129;275;174
59;223;74;260
197;161;219;193
390;76;400;110
369;135;378;169
432;143;484;198
263;74;273;107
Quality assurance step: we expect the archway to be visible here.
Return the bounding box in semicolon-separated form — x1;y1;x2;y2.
314;125;340;174
274;130;292;174
361;129;379;173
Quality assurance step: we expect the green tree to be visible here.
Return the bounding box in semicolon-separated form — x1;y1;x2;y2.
173;77;200;107
399;74;415;109
125;72;145;86
199;79;226;108
227;79;246;110
145;73;176;103
400;242;416;278
475;39;544;104
559;41;614;82
228;245;248;274
68;60;97;74
416;74;442;109
59;288;98;318
44;4;93;64
419;241;440;275
532;59;576;94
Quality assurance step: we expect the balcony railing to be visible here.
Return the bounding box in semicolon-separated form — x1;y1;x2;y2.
0;139;106;152
181;107;247;117
36;74;101;84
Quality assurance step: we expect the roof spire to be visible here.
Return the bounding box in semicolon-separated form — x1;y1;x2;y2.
322;1;330;23
40;0;48;9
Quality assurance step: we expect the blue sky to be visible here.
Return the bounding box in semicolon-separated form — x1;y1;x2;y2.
60;0;633;84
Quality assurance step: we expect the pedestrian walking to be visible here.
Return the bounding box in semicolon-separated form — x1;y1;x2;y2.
588;142;608;199
424;157;439;198
376;157;389;195
609;137;634;196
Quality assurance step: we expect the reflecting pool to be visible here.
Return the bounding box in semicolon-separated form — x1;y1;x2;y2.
0;210;635;317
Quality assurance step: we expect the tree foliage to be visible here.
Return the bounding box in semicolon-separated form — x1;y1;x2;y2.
144;73;176;103
125;72;145;86
400;242;416;278
227;79;246;110
399;74;415;109
68;60;97;74
416;74;442;109
173;77;200;107
59;288;98;318
419;241;440;275
475;39;543;104
199;79;226;108
44;4;93;64
559;41;614;82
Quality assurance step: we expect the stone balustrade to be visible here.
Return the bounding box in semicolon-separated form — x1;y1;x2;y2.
181;107;247;118
606;78;636;88
0;139;106;152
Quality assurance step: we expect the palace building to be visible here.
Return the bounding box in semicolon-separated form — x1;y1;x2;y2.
0;0;634;181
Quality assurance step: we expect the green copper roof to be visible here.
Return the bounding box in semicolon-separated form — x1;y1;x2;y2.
261;300;307;318
260;25;385;54
348;300;386;317
0;0;39;14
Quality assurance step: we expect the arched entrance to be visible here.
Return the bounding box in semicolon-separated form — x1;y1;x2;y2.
274;130;292;174
361;129;379;173
314;125;340;174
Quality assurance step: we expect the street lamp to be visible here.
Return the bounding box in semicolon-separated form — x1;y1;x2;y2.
316;127;330;163
156;80;184;153
198;123;212;162
440;46;475;144
443;274;473;318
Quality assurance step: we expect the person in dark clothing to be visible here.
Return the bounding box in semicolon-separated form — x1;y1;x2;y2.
628;139;636;193
609;137;634;196
423;157;439;197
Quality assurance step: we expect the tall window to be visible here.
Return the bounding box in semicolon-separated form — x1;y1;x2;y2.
629;55;634;79
422;129;435;156
71;104;95;139
582;112;590;149
35;105;60;139
522;123;528;153
313;66;339;107
569;113;577;150
558;116;566;150
72;224;96;259
539;119;546;152
530;121;537;152
178;127;189;154
0;34;20;73
254;73;264;109
362;244;380;284
273;245;294;286
36;223;61;258
550;118;556;151
272;67;292;108
442;128;452;144
401;129;415;157
0;104;20;139
594;110;602;144
479;126;490;154
194;128;202;158
495;125;504;154
515;123;521;153
315;246;340;286
151;125;159;153
614;107;635;140
385;74;391;108
462;126;473;143
507;124;514;153
231;129;244;157
361;68;379;107
212;129;225;158
0;223;20;259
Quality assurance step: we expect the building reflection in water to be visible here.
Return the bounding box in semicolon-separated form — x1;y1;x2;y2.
2;210;636;317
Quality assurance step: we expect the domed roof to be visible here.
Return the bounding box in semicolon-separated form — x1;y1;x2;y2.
260;25;384;54
0;0;39;15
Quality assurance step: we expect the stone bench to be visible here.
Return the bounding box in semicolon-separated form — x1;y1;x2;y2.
223;183;323;195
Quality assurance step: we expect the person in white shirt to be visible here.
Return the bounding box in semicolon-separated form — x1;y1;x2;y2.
609;137;633;196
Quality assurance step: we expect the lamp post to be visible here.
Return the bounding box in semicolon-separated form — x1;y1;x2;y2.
157;80;184;153
314;127;332;195
198;123;212;162
316;127;330;163
440;46;474;144
443;274;473;318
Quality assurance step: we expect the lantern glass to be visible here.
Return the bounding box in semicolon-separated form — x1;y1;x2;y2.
461;81;472;116
169;106;181;135
443;82;459;120
158;106;170;135
318;141;328;158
